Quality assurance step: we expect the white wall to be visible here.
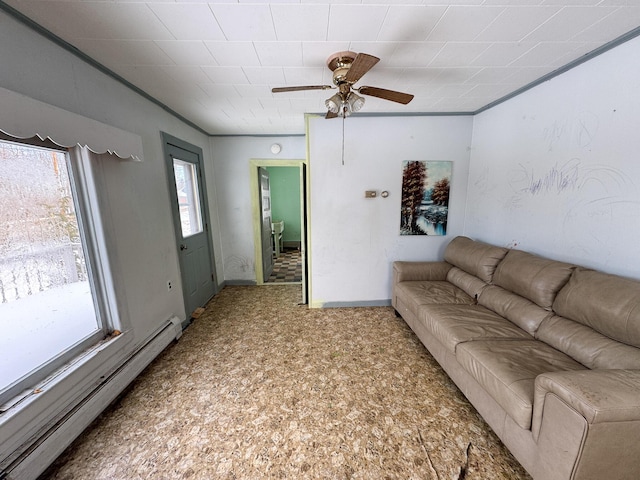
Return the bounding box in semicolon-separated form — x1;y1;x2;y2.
307;114;473;306
467;36;640;280
211;135;306;282
0;10;223;468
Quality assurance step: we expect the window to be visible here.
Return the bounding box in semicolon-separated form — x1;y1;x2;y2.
173;158;203;237
0;138;111;405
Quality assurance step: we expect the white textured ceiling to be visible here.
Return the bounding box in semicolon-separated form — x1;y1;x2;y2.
4;1;640;135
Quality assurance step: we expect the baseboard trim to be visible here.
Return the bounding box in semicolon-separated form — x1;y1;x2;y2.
223;280;257;286
313;299;392;308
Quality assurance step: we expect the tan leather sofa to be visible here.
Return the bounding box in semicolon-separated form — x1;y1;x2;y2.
392;236;640;480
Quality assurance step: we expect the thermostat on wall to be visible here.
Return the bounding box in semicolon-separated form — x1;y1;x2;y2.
270;143;281;154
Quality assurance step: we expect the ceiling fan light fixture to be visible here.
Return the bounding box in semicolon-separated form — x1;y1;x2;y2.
346;92;365;112
325;93;342;114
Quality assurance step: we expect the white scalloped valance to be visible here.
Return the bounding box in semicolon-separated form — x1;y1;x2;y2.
0;87;143;161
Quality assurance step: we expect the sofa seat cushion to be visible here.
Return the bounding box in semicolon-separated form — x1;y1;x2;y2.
456;340;585;429
395;280;474;318
419;304;531;354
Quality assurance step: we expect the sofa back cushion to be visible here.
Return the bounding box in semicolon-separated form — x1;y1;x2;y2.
479;285;553;336
446;267;489;299
536;315;640;369
493;249;574;310
553;267;640;348
443;236;508;284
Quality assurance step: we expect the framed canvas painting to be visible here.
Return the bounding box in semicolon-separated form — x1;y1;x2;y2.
400;160;452;236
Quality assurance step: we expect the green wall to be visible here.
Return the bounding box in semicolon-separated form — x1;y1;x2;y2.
266;166;301;245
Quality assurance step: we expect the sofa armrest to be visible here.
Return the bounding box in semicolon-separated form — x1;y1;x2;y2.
532;369;640;480
532;369;640;439
392;261;452;283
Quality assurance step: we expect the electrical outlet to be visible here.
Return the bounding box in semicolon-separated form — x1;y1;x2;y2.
167;281;173;291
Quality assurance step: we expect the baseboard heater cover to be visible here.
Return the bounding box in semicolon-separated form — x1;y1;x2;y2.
3;316;182;480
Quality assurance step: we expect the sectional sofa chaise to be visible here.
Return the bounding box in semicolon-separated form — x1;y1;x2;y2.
392;236;640;480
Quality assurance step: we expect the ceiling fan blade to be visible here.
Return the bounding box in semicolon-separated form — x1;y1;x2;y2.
325;110;339;119
345;53;380;84
358;86;414;105
272;85;333;93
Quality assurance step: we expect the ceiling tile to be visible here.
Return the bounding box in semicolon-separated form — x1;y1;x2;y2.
162;66;212;86
471;42;537;66
433;67;485;83
467;67;520;84
475;6;562;42
509;42;580;67
254;42;304;66
155;41;217;66
377;6;447;41
4;1;174;41
148;4;225;41
387;42;445;67
5;0;640;135
235;85;275;98
429;42;492;67
243;67;287;85
198;84;241;100
463;83;515;99
283;67;327;86
227;97;263;110
428;6;505;41
271;4;330;41
523;6;618;42
205;42;261;67
210;4;277;41
571;7;640;42
327;5;389;41
541;0;601;4
201;66;250;84
400;67;447;86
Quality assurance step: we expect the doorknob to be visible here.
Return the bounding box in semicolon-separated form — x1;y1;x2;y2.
180;244;188;251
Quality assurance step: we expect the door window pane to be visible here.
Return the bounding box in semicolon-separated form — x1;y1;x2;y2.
173;159;203;237
0;140;101;398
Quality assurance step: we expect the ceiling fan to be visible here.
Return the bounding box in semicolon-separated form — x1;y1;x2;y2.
272;51;414;119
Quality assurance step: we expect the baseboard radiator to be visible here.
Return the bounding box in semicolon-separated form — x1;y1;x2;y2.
3;317;182;480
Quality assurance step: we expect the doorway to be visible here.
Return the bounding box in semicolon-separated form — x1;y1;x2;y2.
250;159;308;303
162;133;218;323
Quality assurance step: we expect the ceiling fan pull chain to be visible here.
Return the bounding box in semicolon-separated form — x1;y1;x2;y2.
341;114;345;166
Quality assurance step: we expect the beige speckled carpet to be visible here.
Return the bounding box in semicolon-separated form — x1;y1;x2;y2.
42;285;531;480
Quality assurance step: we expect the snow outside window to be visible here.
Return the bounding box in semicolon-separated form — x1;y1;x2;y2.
0;139;110;406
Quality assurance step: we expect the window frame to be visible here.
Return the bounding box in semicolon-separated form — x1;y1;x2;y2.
0;137;119;406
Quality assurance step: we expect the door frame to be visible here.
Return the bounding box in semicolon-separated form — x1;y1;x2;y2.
162;132;218;322
249;159;308;299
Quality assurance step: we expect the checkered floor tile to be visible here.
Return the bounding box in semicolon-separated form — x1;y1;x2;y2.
267;248;302;283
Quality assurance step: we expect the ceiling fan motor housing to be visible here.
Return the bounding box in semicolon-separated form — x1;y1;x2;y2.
327;51;358;85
